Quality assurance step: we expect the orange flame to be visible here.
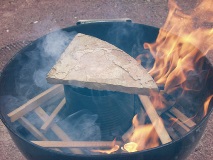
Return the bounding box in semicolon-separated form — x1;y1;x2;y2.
122;142;138;152
91;145;120;154
143;0;213;125
144;0;213;96
169;117;179;127
94;0;213;154
91;139;120;154
203;95;213;117
149;90;166;110
123;115;159;152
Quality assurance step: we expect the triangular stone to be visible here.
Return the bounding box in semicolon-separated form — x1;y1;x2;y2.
47;33;158;95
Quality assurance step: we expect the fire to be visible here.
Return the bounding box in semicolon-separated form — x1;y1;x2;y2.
91;139;120;154
123;115;159;152
91;145;120;154
95;0;213;154
122;142;138;152
149;90;166;110
203;95;213;117
144;0;213;109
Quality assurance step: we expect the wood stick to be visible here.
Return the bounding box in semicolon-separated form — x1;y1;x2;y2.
169;107;196;128
165;127;179;140
138;95;172;144
41;98;66;132
31;141;122;148
34;107;83;154
18;117;48;141
166;113;190;133
18;117;61;152
8;85;64;122
122;126;134;142
41;92;65;108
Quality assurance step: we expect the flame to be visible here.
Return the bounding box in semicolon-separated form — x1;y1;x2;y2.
91;145;120;154
91;139;120;154
123;0;213;153
123;115;159;152
122;142;138;152
203;95;213;117
93;0;213;154
143;0;213;123
144;0;213;96
149;90;166;110
169;117;179;127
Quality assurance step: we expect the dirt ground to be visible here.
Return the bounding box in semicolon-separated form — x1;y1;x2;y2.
0;0;212;160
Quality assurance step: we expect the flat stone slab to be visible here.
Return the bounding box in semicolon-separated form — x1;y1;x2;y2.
47;33;158;95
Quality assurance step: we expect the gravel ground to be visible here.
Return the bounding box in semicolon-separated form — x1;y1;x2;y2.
0;0;212;160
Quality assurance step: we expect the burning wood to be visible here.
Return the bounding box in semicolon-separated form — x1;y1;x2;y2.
7;85;64;122
41;98;66;132
138;95;172;144
46;33;158;95
6;26;208;155
31;141;122;148
169;107;196;128
91;145;120;154
122;108;146;142
166;113;190;134
4;0;213;157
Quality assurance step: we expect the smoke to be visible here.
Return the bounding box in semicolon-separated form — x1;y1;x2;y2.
58;109;101;141
1;21;147;155
32;30;77;89
0;28;103;154
13;29;77;99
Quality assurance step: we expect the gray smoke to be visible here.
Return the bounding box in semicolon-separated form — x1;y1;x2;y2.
33;30;77;89
58;109;101;141
0;29;103;155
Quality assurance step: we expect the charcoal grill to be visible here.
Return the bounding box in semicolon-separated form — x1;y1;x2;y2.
0;20;212;160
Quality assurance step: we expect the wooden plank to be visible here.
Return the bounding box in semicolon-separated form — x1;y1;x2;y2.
34;107;72;141
41;98;66;132
138;95;172;144
170;107;196;128
166;113;190;133
41;91;65;108
18;117;48;141
7;85;64;122
165;127;179;140
34;107;83;154
31;141;122;148
122;126;134;142
18;116;61;152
